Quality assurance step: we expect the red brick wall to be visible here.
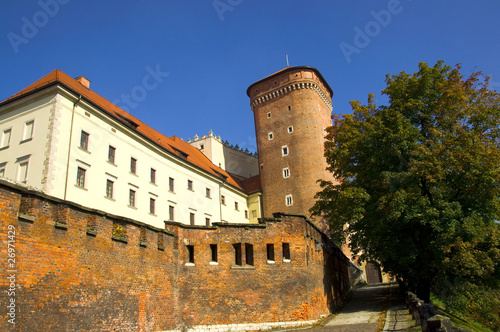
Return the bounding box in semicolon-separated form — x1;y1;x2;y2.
249;68;339;231
0;181;350;331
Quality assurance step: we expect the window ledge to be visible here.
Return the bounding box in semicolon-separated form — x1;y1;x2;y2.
150;182;157;186
129;172;138;177
104;196;116;202
230;265;255;270
185;262;195;267
128;205;137;210
18;213;35;223
209;261;219;266
267;260;276;264
149;213;157;217
107;161;117;167
78;147;91;154
74;185;88;191
86;228;98;236
55;222;68;230
20;138;33;144
0;146;9;151
283;259;291;263
168;190;176;194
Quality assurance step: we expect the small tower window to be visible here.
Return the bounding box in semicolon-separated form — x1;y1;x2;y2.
288;126;293;133
268;132;274;140
285;194;293;206
283;167;290;178
288;105;291;110
282;146;289;156
267;112;271;118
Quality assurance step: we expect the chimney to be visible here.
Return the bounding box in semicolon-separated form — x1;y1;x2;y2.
75;76;91;89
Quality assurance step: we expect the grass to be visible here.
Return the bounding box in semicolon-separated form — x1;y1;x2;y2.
430;294;495;332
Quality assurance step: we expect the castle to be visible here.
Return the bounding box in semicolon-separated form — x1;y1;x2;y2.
0;66;362;331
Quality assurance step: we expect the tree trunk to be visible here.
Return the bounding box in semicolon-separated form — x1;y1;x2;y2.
416;278;432;303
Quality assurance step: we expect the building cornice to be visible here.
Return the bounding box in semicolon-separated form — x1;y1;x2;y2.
250;80;333;111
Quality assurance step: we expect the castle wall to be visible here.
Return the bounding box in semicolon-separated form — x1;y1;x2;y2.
0;180;351;332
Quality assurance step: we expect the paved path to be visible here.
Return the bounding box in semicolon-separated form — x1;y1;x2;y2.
310;283;416;332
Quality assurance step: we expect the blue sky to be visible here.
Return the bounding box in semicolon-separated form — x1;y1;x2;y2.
1;1;499;152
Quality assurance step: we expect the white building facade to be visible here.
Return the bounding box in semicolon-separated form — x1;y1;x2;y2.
0;70;255;228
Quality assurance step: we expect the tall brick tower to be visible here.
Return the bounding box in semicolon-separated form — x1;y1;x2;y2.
247;66;337;227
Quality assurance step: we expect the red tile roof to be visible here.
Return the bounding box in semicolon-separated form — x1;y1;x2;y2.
241;175;261;194
1;69;251;192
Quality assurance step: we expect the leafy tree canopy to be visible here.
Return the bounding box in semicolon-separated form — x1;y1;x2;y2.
311;61;500;304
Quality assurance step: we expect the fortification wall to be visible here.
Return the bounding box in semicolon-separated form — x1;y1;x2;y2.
0;180;351;332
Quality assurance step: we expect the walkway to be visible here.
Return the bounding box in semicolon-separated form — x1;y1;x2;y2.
310;283;416;332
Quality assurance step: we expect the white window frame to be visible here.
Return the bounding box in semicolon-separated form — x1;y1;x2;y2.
287;126;293;133
268;132;274;140
80;130;89;151
285;194;293;206
22;120;34;141
1;128;12;149
283;167;290;178
0;162;6;177
282;145;289;157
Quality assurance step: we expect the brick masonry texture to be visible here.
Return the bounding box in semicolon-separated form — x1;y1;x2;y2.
249;68;338;231
0;180;351;331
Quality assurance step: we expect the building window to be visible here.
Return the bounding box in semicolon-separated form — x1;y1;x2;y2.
233;243;242;266
245;243;254;266
283;167;290;178
1;129;11;149
169;177;175;192
251;210;257;218
129;189;136;207
245;210;248;219
286;194;293;206
282;145;289;156
150;168;156;184
80;131;89;151
267;244;275;261
76;167;86;188
106;179;114;199
205;217;210;226
186;245;194;264
130;158;137;174
206;187;211;198
283;243;291;260
234;201;239;211
221;195;225;205
210;244;218;262
288;126;293;133
23;120;34;141
267;112;271;118
108;146;116;164
268;132;273;140
190;212;195;225
187;180;193;190
149;198;156;215
288;105;291;110
168;205;175;221
17;161;29;183
0;163;6;177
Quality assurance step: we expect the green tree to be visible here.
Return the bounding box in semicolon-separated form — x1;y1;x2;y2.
311;61;500;303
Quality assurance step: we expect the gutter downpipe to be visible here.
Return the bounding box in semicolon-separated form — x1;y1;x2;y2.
219;179;226;223
63;95;81;201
